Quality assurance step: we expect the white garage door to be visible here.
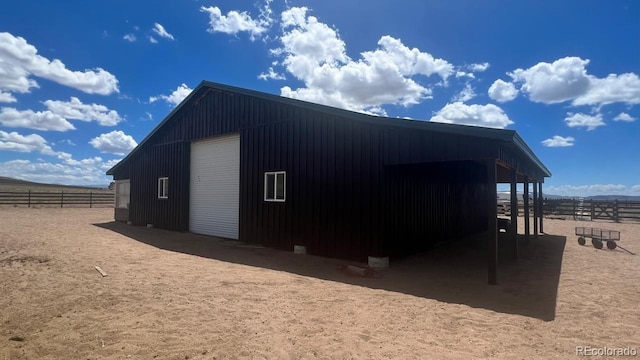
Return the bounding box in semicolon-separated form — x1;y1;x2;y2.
190;134;240;239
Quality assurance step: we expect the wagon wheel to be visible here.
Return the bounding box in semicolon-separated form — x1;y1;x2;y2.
578;237;586;245
606;240;617;250
592;239;603;249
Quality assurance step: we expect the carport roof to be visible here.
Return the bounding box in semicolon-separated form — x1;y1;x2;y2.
107;80;551;178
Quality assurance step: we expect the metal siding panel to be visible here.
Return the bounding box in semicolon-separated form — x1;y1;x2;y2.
189;134;240;239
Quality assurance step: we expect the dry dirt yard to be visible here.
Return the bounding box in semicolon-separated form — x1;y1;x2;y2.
1;208;639;359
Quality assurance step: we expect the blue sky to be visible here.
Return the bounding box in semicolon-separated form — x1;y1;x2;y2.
0;0;638;196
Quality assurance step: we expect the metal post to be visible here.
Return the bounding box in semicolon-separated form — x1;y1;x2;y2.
90;192;93;208
614;199;619;222
524;177;530;245
533;181;538;236
28;190;31;208
539;182;544;233
487;159;498;285
61;191;64;208
510;168;518;260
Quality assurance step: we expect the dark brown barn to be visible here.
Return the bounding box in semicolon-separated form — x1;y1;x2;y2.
107;81;551;284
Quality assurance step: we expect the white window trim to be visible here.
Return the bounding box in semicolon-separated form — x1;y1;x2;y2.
264;171;286;202
115;179;130;209
158;177;169;199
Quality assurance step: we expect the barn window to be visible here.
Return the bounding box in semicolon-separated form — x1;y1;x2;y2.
264;171;285;202
115;180;130;208
158;177;169;199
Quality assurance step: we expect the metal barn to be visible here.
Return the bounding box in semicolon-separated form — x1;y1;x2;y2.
107;81;551;284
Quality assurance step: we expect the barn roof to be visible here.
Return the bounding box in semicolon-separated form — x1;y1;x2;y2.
107;80;551;178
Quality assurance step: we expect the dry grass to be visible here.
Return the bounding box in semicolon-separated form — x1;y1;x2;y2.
0;208;639;359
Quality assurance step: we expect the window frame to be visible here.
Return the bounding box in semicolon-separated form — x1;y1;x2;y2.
264;171;286;202
158;177;169;199
115;179;130;209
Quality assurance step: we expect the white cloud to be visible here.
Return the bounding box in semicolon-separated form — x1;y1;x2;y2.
0;158;119;186
0;130;56;155
613;112;636;122
541;135;575;147
429;102;514;129
546;184;629;197
0;107;74;131
123;33;136;42
148;36;158;44
0;91;17;103
271;7;454;113
467;62;489;72
452;83;476;102
507;56;640;107
200;5;271;41
0;32;119;97
89;130;137;155
149;83;193;106
509;57;590;104
43;97;122;126
573;73;640;106
632;185;640;193
564;112;605;130
488;79;519;102
258;67;286;80
152;23;175;40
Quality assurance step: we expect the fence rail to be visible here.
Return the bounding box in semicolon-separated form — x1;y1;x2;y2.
498;198;640;222
0;191;114;208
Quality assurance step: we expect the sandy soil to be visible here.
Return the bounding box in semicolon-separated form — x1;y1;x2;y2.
1;208;638;359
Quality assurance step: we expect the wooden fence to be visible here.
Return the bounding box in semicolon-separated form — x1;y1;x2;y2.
0;191;114;208
498;199;640;222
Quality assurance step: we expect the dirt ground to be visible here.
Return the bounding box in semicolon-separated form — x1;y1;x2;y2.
1;208;638;359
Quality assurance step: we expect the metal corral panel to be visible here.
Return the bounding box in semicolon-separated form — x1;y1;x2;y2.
189;134;240;239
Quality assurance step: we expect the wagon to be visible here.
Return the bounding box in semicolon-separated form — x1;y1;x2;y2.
575;227;620;250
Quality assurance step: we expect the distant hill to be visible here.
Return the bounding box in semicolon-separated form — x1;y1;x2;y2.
498;191;640;201
0;176;110;191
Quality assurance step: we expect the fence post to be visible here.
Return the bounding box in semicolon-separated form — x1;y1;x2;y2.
90;192;93;208
572;198;576;220
614;199;619;223
590;201;594;221
61;191;64;208
28;190;31;208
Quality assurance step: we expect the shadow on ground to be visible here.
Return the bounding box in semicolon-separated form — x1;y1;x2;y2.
94;222;565;321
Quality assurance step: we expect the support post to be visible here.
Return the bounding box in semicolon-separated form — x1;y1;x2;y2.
533;181;538;236
539;182;544;233
614;199;619;223
524;177;530;245
90;192;93;208
510;169;518;260
61;191;64;208
28;190;31;208
487;159;498;285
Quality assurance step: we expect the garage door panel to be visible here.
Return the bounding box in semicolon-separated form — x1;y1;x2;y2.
189;134;240;239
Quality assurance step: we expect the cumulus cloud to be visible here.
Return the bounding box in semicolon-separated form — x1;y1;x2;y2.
0;91;17;103
429;102;514;129
0;107;75;131
613;112;636;122
564;112;605;130
541;135;575;147
149;83;193;106
270;7;455;113
258;67;286;80
123;33;136;42
43;97;122;126
200;3;272;41
0;32;119;97
451;83;476;102
467;62;489;72
152;23;174;40
148;36;158;44
0;130;57;155
488;79;519;102
89;130;138;155
503;56;640;107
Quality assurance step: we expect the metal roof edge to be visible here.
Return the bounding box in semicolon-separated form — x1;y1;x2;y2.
106;80;210;175
512;132;552;177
